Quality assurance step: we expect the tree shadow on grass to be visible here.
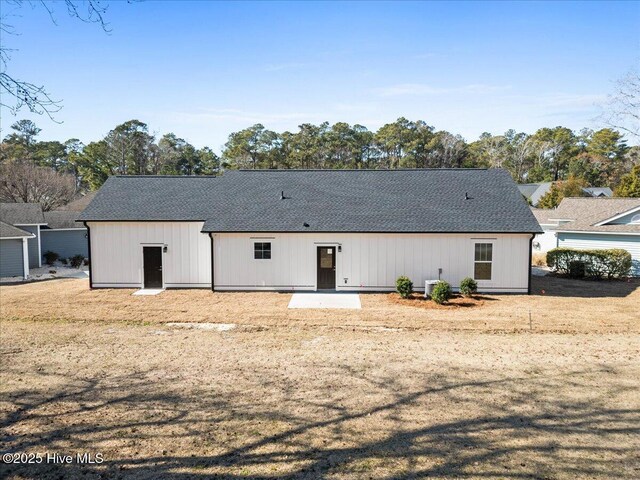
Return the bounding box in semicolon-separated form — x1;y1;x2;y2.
531;275;639;298
1;367;638;479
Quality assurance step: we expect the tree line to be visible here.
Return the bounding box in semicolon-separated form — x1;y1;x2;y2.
1;118;639;210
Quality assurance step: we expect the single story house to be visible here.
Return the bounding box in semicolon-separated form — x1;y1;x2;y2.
78;169;542;293
0;221;34;279
41;211;89;260
0;203;46;270
532;198;640;276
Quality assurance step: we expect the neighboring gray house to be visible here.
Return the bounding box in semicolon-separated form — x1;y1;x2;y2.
0;203;46;269
41;211;89;260
581;187;613;198
0;221;34;278
518;182;552;206
519;183;613;206
533;198;640;276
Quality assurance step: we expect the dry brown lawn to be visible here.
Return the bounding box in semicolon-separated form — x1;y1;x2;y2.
0;276;639;479
1;275;639;333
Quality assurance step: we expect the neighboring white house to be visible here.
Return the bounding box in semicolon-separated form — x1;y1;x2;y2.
79;169;542;293
531;198;640;276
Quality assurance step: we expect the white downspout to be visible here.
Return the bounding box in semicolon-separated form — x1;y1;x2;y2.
22;237;30;280
36;225;42;267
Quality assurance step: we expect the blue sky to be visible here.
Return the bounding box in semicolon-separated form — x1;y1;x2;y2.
1;1;638;150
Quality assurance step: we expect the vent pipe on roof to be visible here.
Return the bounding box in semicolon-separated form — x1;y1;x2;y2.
280;190;285;200
465;192;470;200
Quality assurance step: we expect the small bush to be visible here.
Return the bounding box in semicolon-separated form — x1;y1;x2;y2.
459;277;478;297
70;254;85;268
43;251;59;266
83;258;90;267
396;276;413;299
547;248;631;279
58;257;67;265
431;281;452;304
532;253;547;266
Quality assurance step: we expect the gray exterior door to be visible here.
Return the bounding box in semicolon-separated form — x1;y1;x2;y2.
317;247;336;290
0;239;25;277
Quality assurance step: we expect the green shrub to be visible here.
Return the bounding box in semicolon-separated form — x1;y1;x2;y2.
547;248;631;279
70;254;85;268
59;257;67;265
43;251;59;266
459;277;478;297
396;276;413;299
431;281;452;304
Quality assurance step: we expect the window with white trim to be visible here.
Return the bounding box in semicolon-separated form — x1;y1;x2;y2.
254;242;271;259
474;243;493;280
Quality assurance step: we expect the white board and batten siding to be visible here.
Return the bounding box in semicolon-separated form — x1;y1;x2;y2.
213;232;531;293
88;223;532;292
88;222;211;288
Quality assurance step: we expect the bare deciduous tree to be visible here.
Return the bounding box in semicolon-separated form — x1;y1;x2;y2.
0;1;112;119
601;70;640;140
0;160;76;210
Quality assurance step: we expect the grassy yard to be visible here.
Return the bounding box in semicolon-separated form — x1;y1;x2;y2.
1;276;639;479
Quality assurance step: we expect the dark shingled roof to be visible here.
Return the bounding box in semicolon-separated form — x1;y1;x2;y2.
78;176;220;222
0;203;45;225
0;221;33;238
80;169;542;234
43;211;86;229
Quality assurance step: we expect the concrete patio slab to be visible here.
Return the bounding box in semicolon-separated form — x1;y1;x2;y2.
288;293;361;309
132;289;164;296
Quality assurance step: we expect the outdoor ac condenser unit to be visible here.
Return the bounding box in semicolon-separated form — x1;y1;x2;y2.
424;280;439;298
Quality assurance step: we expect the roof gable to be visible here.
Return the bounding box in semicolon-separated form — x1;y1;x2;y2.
43;211;86;229
0;203;45;225
0;221;33;238
549;198;640;234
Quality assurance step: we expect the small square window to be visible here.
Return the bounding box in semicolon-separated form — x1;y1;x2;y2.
254;242;271;260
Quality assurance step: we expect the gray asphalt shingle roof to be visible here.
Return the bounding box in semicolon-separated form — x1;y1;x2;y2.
0;221;33;238
43;211;86;229
0;203;45;225
79;169;542;233
78;176;221;222
550;198;640;233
